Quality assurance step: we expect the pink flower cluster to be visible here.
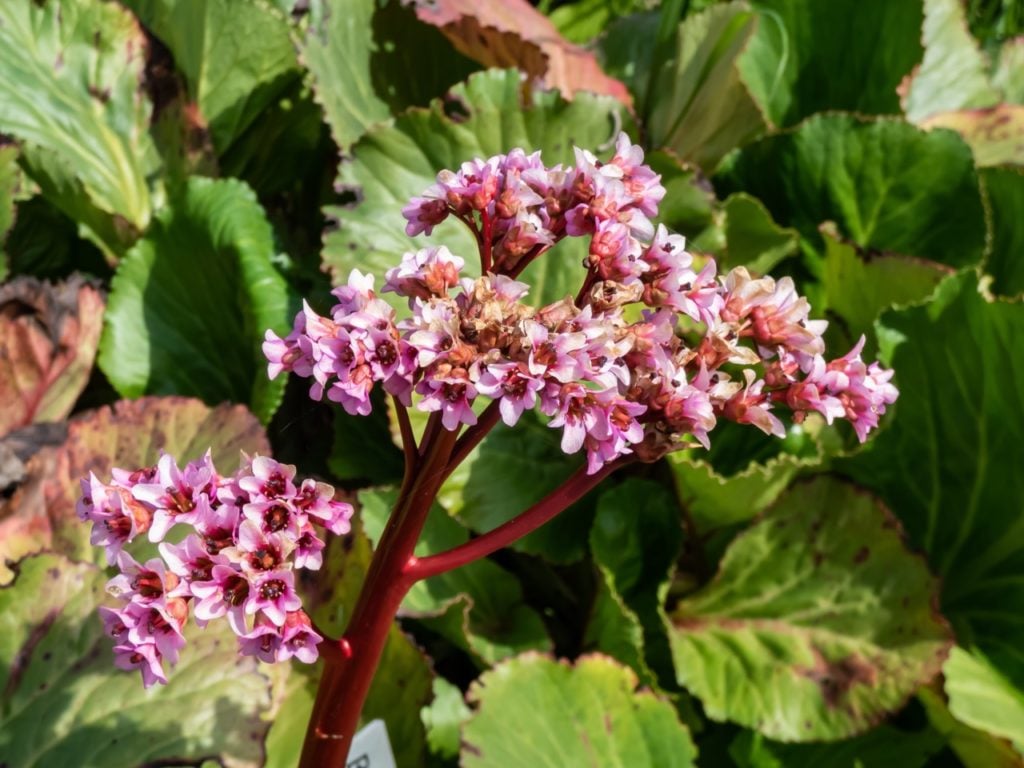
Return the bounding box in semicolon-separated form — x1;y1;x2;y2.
265;134;897;472
77;452;352;687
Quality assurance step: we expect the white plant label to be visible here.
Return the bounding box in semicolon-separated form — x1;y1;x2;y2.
345;719;396;768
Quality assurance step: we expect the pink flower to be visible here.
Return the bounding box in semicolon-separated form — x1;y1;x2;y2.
416;372;479;431
278;610;322;664
476;361;545;426
384;246;465;302
246;570;302;626
238;619;283;663
113;642;167;689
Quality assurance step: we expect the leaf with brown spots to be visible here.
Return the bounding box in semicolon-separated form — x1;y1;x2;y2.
0;553;273;767
462;654;695;767
0;276;104;438
920;104;1024;167
0;396;268;575
669;476;952;741
409;0;631;106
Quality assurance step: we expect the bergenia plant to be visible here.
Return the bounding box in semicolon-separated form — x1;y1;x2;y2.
78;135;897;765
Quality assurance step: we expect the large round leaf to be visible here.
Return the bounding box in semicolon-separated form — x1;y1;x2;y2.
715;113;987;267
301;0;478;152
125;0;300;155
670;477;951;740
99;177;292;423
324;68;628;311
841;272;1024;709
0;553;273;767
738;0;924;127
462;653;696;767
0;0;157;251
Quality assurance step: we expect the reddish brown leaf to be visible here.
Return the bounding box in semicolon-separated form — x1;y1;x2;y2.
0;276;104;437
411;0;632;106
0;396;269;578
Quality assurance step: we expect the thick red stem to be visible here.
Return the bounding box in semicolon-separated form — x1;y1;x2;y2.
407;458;626;581
298;426;458;768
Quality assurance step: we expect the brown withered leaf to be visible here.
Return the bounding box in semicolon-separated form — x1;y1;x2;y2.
410;0;632;106
0;396;269;579
0;276;104;437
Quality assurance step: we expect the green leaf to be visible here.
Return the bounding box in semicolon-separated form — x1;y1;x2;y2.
739;0;924;127
421;677;472;761
0;553;272;767
582;575;651;681
99;177;292;424
642;3;768;171
982;166;1024;298
301;0;478;152
462;654;697;767
0;0;157;250
993;38;1024;104
901;0;1001;123
670;476;952;740
718;192;798;273
550;0;644;44
599;11;659;108
668;444;820;532
441;410;596;563
324;68;627;312
0;145;21;278
945;646;1024;752
716;113;987;268
820;223;951;345
646;150;718;241
919;687;1024;768
359;488;551;664
330;396;405;485
590;478;680;683
124;0;300;155
729;723;944;768
839;272;1024;694
3;197;109;281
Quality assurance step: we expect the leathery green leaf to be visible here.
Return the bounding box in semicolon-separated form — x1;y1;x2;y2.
0;0;157;252
124;0;300;154
715;113;987;268
740;0;924;127
98;177;292;424
462;653;696;767
0;554;273;767
670;477;951;741
840;272;1024;699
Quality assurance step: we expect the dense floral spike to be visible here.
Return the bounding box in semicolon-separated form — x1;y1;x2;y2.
265;134;897;473
77;454;348;687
